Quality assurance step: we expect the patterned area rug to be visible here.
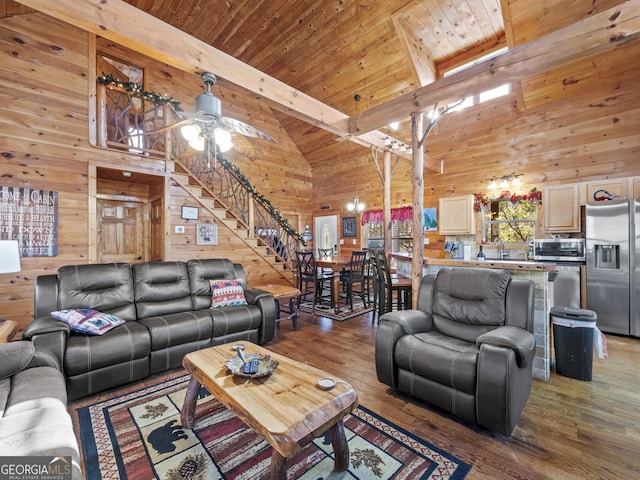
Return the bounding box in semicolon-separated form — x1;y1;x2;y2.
76;374;471;479
297;297;373;321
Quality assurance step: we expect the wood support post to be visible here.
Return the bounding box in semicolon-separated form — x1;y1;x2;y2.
411;113;424;308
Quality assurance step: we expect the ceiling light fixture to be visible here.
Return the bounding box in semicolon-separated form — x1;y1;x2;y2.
388;121;399;131
347;94;365;213
486;173;523;190
181;123;234;152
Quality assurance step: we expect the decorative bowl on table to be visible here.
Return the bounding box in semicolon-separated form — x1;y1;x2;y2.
226;353;279;378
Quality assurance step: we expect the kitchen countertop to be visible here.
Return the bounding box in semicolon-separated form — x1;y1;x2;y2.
390;252;556;272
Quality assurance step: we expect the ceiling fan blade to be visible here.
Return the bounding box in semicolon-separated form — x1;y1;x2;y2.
231;133;257;161
222;116;277;143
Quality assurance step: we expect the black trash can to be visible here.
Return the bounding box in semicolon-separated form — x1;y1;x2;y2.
551;306;598;381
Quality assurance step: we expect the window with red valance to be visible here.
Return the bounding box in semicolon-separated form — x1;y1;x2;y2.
361;206;412;225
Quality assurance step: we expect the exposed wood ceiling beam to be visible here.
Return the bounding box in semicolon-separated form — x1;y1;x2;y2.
13;0;416;162
346;0;640;135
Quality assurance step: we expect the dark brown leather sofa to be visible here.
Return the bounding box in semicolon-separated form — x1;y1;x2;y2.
23;259;277;400
375;267;535;435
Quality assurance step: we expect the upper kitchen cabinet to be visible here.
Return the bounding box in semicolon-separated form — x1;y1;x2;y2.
543;184;580;233
439;195;475;235
584;178;630;203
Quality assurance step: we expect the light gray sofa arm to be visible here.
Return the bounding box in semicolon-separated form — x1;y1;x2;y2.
375;309;432;388
0;341;60;379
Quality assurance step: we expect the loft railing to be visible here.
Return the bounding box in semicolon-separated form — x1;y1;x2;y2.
96;82;305;269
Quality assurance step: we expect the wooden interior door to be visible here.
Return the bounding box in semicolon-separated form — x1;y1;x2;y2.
150;197;163;261
97;199;146;263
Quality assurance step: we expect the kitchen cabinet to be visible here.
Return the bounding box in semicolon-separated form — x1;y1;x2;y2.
633;177;640;198
439;194;475;235
584;178;629;203
543;184;580;233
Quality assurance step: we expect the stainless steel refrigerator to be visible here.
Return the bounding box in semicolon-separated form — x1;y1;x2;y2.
585;198;639;337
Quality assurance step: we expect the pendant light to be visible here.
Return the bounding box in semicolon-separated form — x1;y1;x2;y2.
347;94;365;213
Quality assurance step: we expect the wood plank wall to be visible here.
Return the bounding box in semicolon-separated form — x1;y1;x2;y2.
2;2;640;333
0;13;312;333
308;0;640;257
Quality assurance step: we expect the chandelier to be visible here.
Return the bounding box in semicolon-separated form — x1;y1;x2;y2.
347;94;365;213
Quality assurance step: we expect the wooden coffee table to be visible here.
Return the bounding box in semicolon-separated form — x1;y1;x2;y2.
181;343;358;480
0;319;17;343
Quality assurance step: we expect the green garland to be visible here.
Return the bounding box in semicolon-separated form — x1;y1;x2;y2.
97;73;182;110
216;153;306;245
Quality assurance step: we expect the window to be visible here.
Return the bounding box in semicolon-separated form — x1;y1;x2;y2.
479;84;510;103
444;47;510;112
482;198;537;244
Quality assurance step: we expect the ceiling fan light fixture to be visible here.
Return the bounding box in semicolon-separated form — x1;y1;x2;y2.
214;128;233;152
181;124;201;142
188;136;206;152
195;72;222;120
195;92;222;120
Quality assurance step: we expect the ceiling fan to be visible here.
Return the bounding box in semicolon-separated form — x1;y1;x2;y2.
152;72;277;161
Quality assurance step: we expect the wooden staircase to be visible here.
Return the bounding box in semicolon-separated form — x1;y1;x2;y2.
171;161;295;285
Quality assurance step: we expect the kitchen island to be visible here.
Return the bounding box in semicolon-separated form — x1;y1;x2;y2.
391;253;554;381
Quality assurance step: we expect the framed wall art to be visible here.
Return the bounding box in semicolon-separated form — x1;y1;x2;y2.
196;224;218;245
181;205;199;220
342;216;357;238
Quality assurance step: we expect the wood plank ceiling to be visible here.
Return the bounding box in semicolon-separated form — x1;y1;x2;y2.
121;0;506;166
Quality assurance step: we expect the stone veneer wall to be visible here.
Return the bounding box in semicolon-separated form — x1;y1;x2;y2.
396;260;551;381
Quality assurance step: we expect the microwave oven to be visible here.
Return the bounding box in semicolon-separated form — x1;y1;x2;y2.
533;238;585;262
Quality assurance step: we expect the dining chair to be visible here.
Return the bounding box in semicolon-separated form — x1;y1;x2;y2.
374;250;412;319
317;248;334;275
295;250;334;314
340;250;368;311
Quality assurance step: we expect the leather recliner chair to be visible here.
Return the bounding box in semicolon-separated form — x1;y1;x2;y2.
375;267;535;435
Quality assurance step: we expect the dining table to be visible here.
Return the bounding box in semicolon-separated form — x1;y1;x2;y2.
315;254;352;314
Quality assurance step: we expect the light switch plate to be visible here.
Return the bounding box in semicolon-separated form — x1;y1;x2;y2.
175;226;185;233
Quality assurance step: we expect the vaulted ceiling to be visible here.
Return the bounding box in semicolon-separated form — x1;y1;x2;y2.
4;0;630;168
124;0;505;113
119;0;509;165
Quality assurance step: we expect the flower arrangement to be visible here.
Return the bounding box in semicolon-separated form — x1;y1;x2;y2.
473;188;541;212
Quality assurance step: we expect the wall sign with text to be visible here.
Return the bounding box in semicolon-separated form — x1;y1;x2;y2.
0;186;58;257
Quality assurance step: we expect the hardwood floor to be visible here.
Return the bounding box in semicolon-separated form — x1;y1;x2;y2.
69;310;640;479
266;311;640;480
